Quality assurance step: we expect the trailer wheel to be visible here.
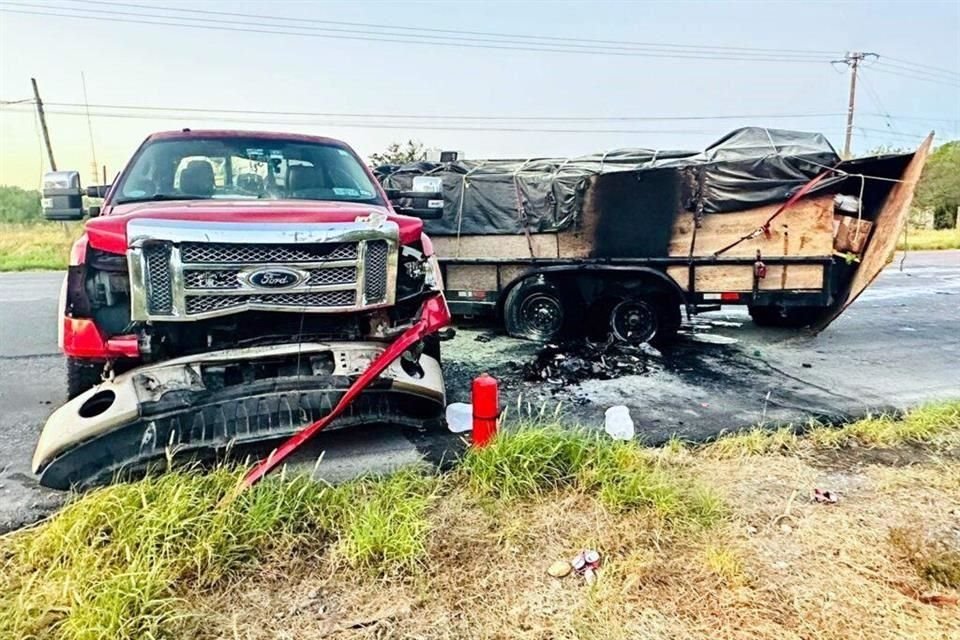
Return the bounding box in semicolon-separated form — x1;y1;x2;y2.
67;358;104;400
503;277;566;342
608;295;681;347
748;305;824;328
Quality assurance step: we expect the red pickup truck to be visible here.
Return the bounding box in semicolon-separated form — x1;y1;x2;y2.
33;129;450;489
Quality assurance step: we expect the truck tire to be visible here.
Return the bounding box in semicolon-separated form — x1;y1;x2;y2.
67;358;104;400
503;277;566;342
748;305;824;328
608;295;681;348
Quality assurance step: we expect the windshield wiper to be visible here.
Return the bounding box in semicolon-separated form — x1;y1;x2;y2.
115;194;211;205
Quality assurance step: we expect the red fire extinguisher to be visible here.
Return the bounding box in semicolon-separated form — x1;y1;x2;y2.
471;373;499;447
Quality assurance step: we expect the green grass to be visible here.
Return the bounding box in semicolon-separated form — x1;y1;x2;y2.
896;227;960;251
3;402;958;639
703;401;960;459
461;426;724;528
0;222;81;271
0;466;437;640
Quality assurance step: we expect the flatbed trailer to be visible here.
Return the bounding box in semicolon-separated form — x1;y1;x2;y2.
383;128;933;344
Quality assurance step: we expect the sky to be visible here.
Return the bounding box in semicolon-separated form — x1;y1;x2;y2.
0;0;958;189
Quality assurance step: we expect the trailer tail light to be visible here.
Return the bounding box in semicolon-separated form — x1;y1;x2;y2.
720;292;741;302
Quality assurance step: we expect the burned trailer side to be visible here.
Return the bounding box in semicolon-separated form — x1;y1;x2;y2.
378;128;932;344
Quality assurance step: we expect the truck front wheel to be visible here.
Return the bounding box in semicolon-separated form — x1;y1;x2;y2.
503;277;566;342
67;358;104;399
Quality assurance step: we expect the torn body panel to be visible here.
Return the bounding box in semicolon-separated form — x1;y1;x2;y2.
33;341;444;489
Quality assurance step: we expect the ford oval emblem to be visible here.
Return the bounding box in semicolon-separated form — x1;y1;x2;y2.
248;268;302;289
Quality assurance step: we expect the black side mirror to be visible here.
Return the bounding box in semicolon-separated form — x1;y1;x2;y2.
42;171;85;221
85;185;111;198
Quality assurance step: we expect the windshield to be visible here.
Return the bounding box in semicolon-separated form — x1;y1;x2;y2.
114;136;382;206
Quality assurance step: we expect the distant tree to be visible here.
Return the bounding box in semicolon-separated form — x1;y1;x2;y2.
368;140;425;167
0;185;41;223
914;140;959;229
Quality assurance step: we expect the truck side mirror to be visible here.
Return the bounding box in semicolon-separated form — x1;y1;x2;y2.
85;184;111;198
42;171;85;221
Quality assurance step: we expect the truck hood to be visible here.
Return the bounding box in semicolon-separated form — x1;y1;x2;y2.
85;200;423;254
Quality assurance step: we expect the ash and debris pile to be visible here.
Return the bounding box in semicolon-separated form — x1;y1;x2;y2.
519;339;661;387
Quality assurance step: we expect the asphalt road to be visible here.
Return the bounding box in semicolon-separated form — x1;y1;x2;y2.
1;251;958;531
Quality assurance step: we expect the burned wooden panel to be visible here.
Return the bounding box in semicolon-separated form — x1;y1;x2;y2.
588;168;681;259
666;265;824;292
669;195;835;259
814;134;934;330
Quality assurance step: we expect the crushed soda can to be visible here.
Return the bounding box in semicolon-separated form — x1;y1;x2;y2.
812;488;839;504
570;549;602;583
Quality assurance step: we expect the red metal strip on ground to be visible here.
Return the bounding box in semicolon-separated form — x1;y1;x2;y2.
240;294;451;489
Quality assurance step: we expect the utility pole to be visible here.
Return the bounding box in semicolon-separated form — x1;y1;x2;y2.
30;77;56;171
833;52;879;159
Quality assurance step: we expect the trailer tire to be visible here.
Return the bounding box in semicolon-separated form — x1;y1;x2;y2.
748;305;824;328
67;358;104;400
503;277;566;342
607;295;681;348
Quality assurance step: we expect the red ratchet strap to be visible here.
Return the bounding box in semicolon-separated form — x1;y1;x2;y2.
712;167;838;257
240;294;451;489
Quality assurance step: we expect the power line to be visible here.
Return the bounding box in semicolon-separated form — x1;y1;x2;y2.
61;0;841;57
0;4;834;63
50;0;960;81
0;105;757;134
2;99;953;129
880;55;960;79
858;70;895;130
1;103;937;144
857;126;933;140
868;64;960;88
38;101;848;122
872;60;960;83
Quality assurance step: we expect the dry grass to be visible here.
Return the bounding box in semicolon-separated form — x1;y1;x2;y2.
0;222;81;271
897;227;960;251
2;402;958;639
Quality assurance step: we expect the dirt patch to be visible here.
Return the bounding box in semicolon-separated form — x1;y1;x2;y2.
197;448;959;640
807;441;960;472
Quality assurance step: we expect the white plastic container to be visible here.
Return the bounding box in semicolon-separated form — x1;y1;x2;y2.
604;405;635;441
445;402;473;433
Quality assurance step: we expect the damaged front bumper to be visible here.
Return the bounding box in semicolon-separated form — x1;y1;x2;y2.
33;341;444;490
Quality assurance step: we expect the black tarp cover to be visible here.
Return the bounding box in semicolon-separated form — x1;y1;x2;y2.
377;127;841;236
